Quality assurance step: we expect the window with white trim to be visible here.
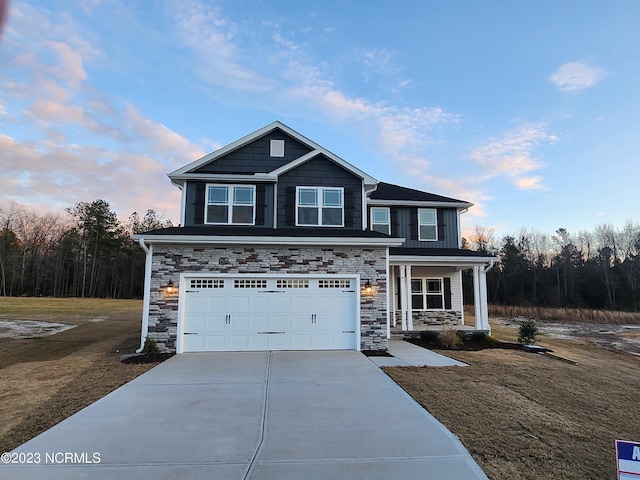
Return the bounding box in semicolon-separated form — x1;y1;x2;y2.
418;208;437;241
206;184;255;225
411;278;444;310
370;207;390;234
296;187;344;227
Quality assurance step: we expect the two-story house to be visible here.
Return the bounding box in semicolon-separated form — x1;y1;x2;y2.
132;121;497;353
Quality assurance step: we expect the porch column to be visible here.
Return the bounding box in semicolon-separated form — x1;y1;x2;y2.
479;267;490;331
405;265;413;330
399;265;408;330
473;266;482;330
390;265;397;328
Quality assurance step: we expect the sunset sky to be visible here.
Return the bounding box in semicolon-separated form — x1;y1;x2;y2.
1;1;639;236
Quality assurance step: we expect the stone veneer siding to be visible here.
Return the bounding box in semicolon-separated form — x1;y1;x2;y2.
394;310;462;326
147;245;388;352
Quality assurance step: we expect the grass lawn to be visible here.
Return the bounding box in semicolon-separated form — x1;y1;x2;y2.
0;297;157;453
1;298;638;479
384;322;640;480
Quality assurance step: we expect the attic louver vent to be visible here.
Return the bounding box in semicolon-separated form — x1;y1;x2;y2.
270;139;285;157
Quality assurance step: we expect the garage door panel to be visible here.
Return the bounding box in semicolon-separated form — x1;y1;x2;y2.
250;335;269;348
231;296;251;309
250;315;269;328
293;334;311;347
272;334;292;347
274;315;292;328
207;296;227;309
251;296;270;309
230;335;250;348
205;315;227;329
292;315;311;328
274;296;293;309
205;335;226;349
291;296;312;309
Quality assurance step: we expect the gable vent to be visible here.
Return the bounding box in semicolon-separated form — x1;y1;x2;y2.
270;139;285;157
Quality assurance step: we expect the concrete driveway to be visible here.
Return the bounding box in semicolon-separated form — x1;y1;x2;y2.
4;351;487;479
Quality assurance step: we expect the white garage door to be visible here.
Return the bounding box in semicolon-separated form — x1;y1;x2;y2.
181;276;358;352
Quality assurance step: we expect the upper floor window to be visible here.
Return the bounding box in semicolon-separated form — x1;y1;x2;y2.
370;207;390;234
206;184;255;225
296;187;344;227
418;208;437;241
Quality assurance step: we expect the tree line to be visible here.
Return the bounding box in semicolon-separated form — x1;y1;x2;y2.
463;222;640;312
2;198;639;312
0;200;171;298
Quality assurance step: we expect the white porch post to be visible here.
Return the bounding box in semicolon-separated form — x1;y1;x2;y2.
406;265;413;330
390;265;397;328
473;265;482;330
479;266;490;331
399;265;407;330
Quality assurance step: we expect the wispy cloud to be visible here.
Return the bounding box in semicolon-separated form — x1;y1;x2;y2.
0;1;205;220
550;61;607;92
471;126;556;190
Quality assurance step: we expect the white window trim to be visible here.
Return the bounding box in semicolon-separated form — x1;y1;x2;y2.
418;208;438;241
295;186;345;227
370;207;390;235
205;184;256;225
411;277;445;311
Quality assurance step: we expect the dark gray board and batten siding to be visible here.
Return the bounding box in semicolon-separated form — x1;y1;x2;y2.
389;206;459;249
193;131;313;174
184;182;275;228
277;155;363;230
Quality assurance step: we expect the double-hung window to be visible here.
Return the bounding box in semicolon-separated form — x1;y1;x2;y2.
206;184;255;225
296;187;344;227
411;278;444;310
370;207;390;234
418;208;438;241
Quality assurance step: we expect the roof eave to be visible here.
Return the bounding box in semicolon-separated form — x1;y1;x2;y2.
389;254;499;266
367;199;474;208
131;234;405;247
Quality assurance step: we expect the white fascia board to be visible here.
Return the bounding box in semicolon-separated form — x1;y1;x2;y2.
269;150;378;186
169;173;276;185
132;234;405;247
367;199;474;208
389;255;499;266
169;122;289;176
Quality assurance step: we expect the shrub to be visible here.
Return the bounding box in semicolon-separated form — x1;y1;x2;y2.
517;319;539;345
455;330;467;345
470;331;488;343
142;337;160;361
420;330;439;343
439;330;462;349
485;335;499;346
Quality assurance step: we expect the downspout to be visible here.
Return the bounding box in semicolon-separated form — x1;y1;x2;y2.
480;259;495;332
137;238;153;353
457;207;468;249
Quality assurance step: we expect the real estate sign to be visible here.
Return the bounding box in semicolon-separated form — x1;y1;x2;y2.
617;440;640;480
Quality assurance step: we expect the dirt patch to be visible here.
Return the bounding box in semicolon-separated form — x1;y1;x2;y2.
494;316;640;355
384;326;640;480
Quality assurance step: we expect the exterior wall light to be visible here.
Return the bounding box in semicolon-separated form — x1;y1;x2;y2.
364;280;373;295
165;280;176;294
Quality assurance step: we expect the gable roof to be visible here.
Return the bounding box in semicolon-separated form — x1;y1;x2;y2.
368;182;473;208
168;121;378;187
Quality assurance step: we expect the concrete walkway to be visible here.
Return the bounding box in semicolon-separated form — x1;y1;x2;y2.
368;339;468;367
3;351;487;479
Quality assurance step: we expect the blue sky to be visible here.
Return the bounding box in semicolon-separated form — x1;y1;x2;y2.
1;0;639;237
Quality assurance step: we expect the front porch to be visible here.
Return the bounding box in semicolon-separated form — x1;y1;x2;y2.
388;251;498;334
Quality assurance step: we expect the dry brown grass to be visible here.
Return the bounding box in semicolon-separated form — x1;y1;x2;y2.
488;304;640;324
385;322;640;480
0;298;158;453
